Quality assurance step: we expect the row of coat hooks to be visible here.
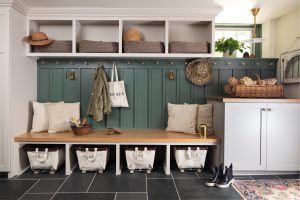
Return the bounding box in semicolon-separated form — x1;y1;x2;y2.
39;60;189;65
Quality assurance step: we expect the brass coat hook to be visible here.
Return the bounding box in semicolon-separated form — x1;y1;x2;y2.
68;70;76;80
167;71;175;80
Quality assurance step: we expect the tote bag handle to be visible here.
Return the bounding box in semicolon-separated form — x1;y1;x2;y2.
110;62;119;82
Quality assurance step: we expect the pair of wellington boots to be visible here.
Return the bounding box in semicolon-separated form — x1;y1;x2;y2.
205;163;234;189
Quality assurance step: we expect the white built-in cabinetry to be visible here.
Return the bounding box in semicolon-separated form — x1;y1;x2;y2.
26;18;214;58
0;8;10;172
209;98;300;173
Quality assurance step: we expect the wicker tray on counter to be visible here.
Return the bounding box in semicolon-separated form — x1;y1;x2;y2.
225;84;284;98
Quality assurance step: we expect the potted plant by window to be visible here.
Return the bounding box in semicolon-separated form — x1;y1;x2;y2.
215;37;246;58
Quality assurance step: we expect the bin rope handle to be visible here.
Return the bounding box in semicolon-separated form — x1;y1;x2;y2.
134;147;147;161
86;148;97;162
35;148;48;163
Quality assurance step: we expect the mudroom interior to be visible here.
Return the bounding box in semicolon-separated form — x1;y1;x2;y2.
0;0;299;200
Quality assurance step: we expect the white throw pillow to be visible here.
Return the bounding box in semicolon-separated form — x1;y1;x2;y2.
196;104;213;134
31;101;64;133
47;102;80;133
166;103;197;134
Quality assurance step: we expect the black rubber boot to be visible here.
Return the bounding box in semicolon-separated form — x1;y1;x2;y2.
216;163;234;189
205;163;224;187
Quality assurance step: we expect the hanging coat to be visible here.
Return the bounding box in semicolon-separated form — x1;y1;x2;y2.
87;65;111;121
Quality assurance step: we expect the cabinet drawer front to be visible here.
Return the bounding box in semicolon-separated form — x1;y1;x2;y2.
267;103;300;171
225;103;267;171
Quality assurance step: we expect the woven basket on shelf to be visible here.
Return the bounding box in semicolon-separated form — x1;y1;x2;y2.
33;41;72;53
78;40;118;53
169;42;210;53
123;41;164;53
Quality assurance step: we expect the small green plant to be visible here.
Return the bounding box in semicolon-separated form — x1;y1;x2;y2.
215;37;246;55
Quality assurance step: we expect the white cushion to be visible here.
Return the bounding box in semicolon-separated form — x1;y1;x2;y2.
31;101;64;133
196;104;213;134
47;102;80;133
166;103;197;134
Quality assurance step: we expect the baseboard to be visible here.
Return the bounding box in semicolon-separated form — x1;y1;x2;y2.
234;171;300;176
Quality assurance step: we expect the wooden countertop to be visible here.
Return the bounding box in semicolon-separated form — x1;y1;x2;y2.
207;96;300;103
14;130;220;144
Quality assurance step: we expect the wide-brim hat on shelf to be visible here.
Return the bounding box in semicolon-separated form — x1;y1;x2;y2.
24;32;54;46
186;58;212;86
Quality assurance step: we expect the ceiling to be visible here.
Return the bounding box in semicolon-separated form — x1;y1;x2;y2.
14;0;300;23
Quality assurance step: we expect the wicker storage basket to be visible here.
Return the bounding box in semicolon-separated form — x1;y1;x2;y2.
169;42;210;53
78;40;118;53
123;41;164;53
225;84;284;98
33;41;72;53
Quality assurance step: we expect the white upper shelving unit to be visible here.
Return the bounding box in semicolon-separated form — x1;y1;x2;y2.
26;17;216;58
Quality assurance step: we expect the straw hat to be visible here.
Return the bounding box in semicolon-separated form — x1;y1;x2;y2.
24;32;53;46
186;59;212;86
123;28;143;43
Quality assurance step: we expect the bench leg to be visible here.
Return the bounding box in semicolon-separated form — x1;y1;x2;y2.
116;144;121;175
164;144;171;175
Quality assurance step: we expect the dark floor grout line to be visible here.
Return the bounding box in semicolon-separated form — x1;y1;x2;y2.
170;172;181;200
195;171;200;179
27;193;54;195
86;172;97;192
17;179;40;200
145;173;148;200
49;173;72;200
147;177;172;179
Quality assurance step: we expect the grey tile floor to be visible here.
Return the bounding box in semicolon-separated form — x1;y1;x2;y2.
0;165;299;200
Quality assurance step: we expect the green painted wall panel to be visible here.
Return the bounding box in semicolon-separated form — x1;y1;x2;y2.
37;58;277;129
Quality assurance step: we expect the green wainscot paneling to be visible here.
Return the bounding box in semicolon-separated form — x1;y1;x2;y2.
38;58;277;129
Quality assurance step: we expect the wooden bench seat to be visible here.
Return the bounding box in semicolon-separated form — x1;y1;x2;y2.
14;130;220;144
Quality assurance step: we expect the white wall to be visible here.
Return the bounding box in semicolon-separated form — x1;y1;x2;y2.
9;7;37;177
262;8;300;98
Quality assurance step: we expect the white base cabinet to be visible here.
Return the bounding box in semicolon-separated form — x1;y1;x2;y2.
209;98;300;172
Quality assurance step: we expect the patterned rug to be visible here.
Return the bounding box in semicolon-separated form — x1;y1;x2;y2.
233;179;300;200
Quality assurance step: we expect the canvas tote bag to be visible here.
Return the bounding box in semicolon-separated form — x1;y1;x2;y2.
108;63;129;107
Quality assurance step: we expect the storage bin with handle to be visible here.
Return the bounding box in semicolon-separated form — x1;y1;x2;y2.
174;146;207;172
26;145;65;174
125;146;156;173
76;146;109;173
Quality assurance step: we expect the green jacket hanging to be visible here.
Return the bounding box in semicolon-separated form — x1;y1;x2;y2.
87;65;111;121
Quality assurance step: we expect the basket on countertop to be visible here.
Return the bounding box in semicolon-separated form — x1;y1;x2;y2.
71;124;91;136
169;42;210;53
33;40;72;53
78;40;118;53
225;75;284;98
123;41;164;53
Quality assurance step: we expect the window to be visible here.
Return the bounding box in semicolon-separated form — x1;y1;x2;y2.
215;28;253;57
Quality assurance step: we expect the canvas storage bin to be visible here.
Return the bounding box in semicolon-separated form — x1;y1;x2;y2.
169;42;210;53
33;40;72;53
123;41;164;53
26;145;65;174
78;40;118;53
174;146;208;172
125;147;156;173
76;146;109;173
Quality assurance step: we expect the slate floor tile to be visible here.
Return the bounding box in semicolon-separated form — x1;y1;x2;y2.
171;169;198;179
52;193;115;200
277;174;300;179
147;179;179;200
116;192;147;200
58;168;96;192
175;179;243;200
16;167;67;179
196;169;213;178
0;180;37;200
251;175;280;180
234;176;253;180
147;167;171;179
29;179;65;193
89;168;146;192
21;193;53;200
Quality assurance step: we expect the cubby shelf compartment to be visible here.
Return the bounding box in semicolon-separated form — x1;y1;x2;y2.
27;20;74;53
26;18;215;58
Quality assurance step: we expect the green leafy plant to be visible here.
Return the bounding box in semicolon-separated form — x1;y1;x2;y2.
215;37;246;55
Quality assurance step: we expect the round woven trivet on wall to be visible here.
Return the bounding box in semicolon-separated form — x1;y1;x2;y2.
186;59;212;86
